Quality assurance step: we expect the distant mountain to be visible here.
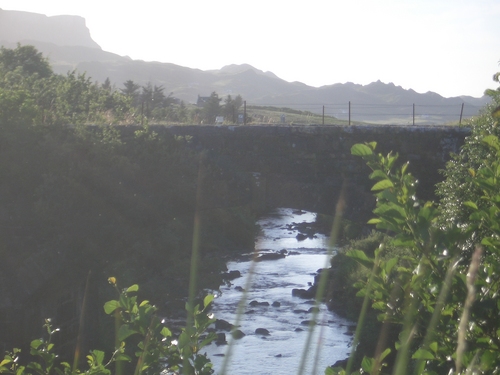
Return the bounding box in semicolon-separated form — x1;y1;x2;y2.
0;8;100;49
0;9;490;123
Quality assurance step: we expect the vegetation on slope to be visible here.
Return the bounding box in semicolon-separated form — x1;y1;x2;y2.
327;69;500;374
0;44;256;352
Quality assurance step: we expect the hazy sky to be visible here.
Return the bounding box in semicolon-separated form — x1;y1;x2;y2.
2;0;499;98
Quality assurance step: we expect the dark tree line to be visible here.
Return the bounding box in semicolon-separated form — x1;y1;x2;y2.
0;44;255;352
0;44;244;126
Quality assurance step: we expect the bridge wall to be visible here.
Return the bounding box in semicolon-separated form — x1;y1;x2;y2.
153;124;469;221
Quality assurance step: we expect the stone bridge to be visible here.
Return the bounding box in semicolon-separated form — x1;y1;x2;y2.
154;124;469;222
1;123;469;355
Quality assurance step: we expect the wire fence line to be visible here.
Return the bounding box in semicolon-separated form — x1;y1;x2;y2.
244;101;483;126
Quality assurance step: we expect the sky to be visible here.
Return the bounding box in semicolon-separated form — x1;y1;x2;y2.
2;0;499;98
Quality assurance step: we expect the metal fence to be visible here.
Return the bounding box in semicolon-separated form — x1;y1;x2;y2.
244;101;484;126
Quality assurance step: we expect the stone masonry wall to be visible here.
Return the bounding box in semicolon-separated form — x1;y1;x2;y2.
151;124;469;222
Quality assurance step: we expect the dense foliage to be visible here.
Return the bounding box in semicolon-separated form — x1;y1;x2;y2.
329;72;500;374
0;44;244;126
0;44;256;352
0;279;217;375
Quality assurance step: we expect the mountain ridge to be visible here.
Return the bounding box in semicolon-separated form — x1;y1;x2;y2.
0;8;490;122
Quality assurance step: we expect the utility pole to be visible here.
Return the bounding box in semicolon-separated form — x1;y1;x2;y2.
322;105;325;125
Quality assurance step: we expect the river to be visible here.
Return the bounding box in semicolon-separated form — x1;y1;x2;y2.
204;208;353;375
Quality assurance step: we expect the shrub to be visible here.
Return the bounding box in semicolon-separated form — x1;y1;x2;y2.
331;127;500;374
0;278;216;375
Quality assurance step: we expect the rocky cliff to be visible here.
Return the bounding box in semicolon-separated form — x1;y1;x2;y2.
0;9;101;49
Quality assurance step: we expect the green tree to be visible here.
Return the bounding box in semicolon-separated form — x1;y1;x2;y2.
222;94;243;123
202;92;221;124
121;80;141;106
331;72;500;374
102;77;112;91
0;44;52;79
436;75;500;236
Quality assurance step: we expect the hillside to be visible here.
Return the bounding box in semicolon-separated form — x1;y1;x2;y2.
0;8;490;123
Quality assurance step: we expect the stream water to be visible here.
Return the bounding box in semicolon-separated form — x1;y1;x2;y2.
204;208;353;375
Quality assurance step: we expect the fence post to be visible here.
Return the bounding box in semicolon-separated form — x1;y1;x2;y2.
459;103;464;125
413;103;415;126
348;101;351;126
244;101;247;126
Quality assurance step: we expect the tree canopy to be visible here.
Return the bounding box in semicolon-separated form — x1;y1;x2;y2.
0;45;245;127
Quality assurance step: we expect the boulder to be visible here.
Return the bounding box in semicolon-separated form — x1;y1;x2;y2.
256;252;286;261
215;319;233;331
221;270;241;281
296;233;308;241
215;332;227;346
255;328;270;336
301;320;317;326
292;288;315;299
232;329;246;339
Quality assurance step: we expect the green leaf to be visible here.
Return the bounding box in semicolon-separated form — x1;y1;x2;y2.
347;249;374;268
160;327;172;337
482;135;500;150
369;170;388;180
203;294;214;309
429;342;438;353
371;179;394;191
126;284;139;293
361;356;374;372
178;331;190;349
0;359;12;367
103;300;121;314
367;218;382;224
379;348;391;361
114;353;132;362
372;301;386;310
463;201;478;210
351;143;373;157
199;332;217;349
27;362;43;372
384;257;398;274
30;339;43;350
373;203;406;221
401;162;409;175
411;348;435;360
91;350;105;366
481;350;496;368
117;325;138;342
